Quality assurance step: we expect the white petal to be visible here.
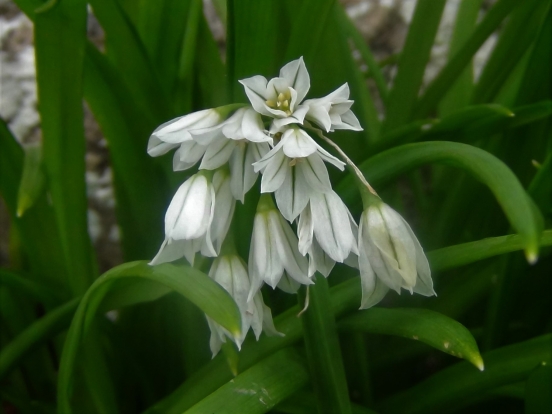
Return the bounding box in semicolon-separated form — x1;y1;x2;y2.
275;165;310;222
310;191;356;262
260;149;289;193
199;138;236;170
315;144;346;171
179;140;207;165
269;211;311;286
296;154;332;193
242;109;273;143
221;108;246;139
229;144;247;203
358;247;390;309
361;209;403;293
261;301;284;337
277;272;301;294
167;175;213;240
239;76;276;117
380;204;417;288
149;238;188;265
404;220;435;296
332;110;363;131
308;237;336;277
248;213;284;299
279;56;310;104
147;135;180;157
281;128;318;158
297;203;314;256
173;147;197;171
252;139;285;172
210;171;236;251
305;103;333;132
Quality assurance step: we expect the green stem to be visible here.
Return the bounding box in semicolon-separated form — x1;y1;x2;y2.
298;275;352;414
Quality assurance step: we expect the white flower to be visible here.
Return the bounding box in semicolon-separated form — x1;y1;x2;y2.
304;83;362;132
239;57;311;131
297;191;358;276
252;127;345;221
147;106;232;157
358;202;435;309
149;173;215;265
248;195;312;300
206;254;282;356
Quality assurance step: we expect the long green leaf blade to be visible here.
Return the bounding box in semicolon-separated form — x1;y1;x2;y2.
34;1;96;295
379;335;552;413
185;349;310;414
339;308;484;370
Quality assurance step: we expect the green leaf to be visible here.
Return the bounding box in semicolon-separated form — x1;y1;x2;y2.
338;142;543;261
0;269;60;307
276;391;379;414
34;0;97;295
185;348;309;414
413;0;520;119
57;261;241;413
339;308;484;370
382;0;446;132
227;0;281;100
0;298;80;381
16;144;45;218
299;276;352;414
89;0;171;120
379;334;552;413
0;119;67;293
427;230;552;272
83;44;168;260
525;364;552;414
471;0;552;104
439;0;483;116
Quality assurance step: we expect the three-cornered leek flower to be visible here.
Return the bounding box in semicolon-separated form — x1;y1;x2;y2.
150;172;220;266
358;201;435;309
206;254;281;356
147;105;239;157
248;194;312;301
304;83;363;132
252;127;345;221
297;191;358;276
240;57;310;132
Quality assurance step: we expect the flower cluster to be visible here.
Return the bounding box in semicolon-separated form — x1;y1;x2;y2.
148;57;435;355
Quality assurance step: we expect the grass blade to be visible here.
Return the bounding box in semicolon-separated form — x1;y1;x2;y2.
16;144;45;218
413;0;520;119
299;276;352;414
34;0;97;295
339;308;484;370
379;334;552;413
185;348;310;414
382;0;446;132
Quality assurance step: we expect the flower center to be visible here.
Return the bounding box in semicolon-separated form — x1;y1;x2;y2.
266;90;292;116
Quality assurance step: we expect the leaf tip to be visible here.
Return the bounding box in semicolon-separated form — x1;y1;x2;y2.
526;249;539;265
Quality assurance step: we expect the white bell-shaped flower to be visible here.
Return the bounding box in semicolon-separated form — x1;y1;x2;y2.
149;173;215;265
304;83;362;132
206;254;282;356
358;201;435;309
297;191;358;276
248;195;312;300
252;128;345;221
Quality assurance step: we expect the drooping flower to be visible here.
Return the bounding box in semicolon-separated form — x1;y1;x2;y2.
150;173;217;265
147;105;241;157
206;254;282;356
252;127;345;221
297;191;358;276
167;107;272;202
239;57;311;131
248;194;312;300
304;83;363;132
358;201;435;309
